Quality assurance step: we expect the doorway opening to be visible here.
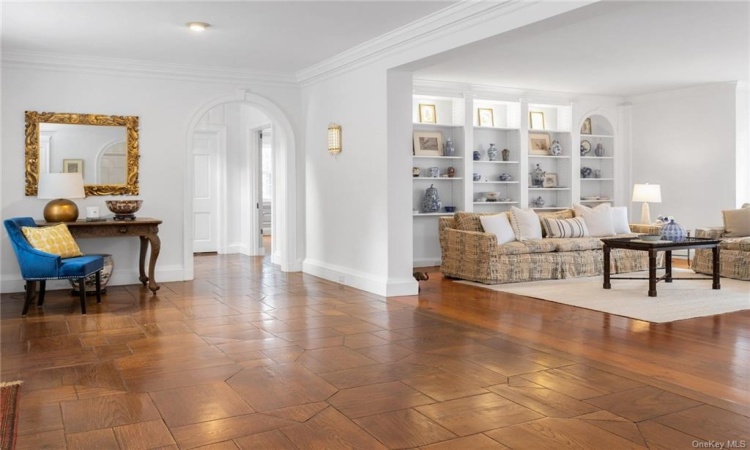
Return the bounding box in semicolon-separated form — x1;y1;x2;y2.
183;90;300;281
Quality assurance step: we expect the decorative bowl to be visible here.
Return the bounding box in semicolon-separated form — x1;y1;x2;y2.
106;200;142;219
640;234;661;242
484;192;501;201
444;206;456;212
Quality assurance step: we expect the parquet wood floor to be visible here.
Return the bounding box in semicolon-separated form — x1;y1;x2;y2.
1;254;748;449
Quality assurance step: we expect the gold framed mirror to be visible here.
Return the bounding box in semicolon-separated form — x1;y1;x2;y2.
25;111;139;196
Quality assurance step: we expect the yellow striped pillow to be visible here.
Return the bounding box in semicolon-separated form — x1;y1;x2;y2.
22;224;83;258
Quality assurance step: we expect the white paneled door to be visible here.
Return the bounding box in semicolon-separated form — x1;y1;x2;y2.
192;130;221;253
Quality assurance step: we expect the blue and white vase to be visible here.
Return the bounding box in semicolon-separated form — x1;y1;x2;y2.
487;144;498;161
660;219;686;242
421;184;442;213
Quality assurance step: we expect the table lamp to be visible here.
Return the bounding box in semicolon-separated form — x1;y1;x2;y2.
37;173;86;222
632;183;661;224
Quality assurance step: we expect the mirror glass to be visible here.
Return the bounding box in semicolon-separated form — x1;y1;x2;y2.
25;111;139;196
40;123;127;185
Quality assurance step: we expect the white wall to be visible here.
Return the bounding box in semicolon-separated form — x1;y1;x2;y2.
630;82;743;231
1;65;302;292
301;2;590;295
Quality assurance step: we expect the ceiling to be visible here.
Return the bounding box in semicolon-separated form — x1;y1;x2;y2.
409;1;750;97
2;1;748;97
1;1;453;73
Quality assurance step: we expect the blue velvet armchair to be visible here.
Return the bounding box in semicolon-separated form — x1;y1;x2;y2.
4;217;104;315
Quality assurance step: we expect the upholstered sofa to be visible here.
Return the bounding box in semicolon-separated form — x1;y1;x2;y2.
439;209;660;285
692;204;750;281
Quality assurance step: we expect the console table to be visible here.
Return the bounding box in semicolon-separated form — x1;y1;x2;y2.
39;218;162;293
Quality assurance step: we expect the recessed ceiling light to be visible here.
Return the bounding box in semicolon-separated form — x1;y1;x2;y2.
187;22;209;32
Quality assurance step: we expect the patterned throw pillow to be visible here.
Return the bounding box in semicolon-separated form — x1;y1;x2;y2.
22;224;83;258
541;217;589;238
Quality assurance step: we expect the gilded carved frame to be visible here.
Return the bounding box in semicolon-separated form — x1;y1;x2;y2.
25;111;140;196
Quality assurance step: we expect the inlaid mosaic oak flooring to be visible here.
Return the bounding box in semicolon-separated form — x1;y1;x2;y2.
1;254;748;449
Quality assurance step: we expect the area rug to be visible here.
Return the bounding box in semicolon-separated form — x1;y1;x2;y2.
0;381;22;450
457;270;750;323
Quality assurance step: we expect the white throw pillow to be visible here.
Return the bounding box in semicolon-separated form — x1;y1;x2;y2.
509;207;542;241
610;206;631;234
723;207;750;237
541;217;589;238
574;203;615;237
480;214;516;245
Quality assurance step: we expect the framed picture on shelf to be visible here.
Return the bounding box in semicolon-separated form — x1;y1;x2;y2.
63;159;84;175
542;173;558;188
529;111;545;130
477;108;494;127
581;118;592;135
413;131;443;156
418;103;437;124
528;133;550;155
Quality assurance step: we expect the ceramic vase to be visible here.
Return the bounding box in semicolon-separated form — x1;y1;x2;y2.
660;219;687;242
444;139;455;156
594;143;605;157
487;144;498;161
70;254;114;293
549;140;562;156
532;164;545;187
501;148;510;161
473;150;481;161
421;184;442;213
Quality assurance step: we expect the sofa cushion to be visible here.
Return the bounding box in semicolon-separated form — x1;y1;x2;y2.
722;207;750;237
454;212;503;232
610;206;631;234
574;203;616;237
509;207;542;241
546;237;604;252
537;209;574;237
720;237;750;251
541;217;589;238
496;239;558;255
480;214;516;244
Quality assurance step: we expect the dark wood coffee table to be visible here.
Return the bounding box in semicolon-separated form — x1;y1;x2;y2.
600;236;721;297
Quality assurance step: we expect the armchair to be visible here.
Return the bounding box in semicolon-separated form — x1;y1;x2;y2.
4;217;104;315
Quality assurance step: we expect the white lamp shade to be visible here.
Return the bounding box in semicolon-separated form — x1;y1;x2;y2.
37;173;85;199
632;184;662;203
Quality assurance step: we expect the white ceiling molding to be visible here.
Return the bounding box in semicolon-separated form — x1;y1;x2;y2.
2;50;299;88
295;1;541;86
413;78;624;105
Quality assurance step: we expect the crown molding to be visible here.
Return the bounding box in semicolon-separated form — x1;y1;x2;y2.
413;78;625;105
626;81;740;104
296;0;540;86
2;50;299;87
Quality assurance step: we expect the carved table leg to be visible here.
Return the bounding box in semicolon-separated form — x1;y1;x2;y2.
145;233;161;293
139;236;149;285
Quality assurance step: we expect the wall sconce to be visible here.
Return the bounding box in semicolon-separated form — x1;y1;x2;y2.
327;123;342;155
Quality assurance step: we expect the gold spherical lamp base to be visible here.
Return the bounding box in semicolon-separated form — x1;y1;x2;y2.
43;199;80;222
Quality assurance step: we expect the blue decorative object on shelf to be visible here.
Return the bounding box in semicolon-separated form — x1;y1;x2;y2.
660;219;687;242
473;150;481;161
421;184;442;213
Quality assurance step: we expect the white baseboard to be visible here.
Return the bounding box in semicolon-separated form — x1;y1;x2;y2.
303;258;418;297
0;265;186;294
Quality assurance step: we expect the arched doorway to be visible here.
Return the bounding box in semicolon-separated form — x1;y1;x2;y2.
183;90;301;280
